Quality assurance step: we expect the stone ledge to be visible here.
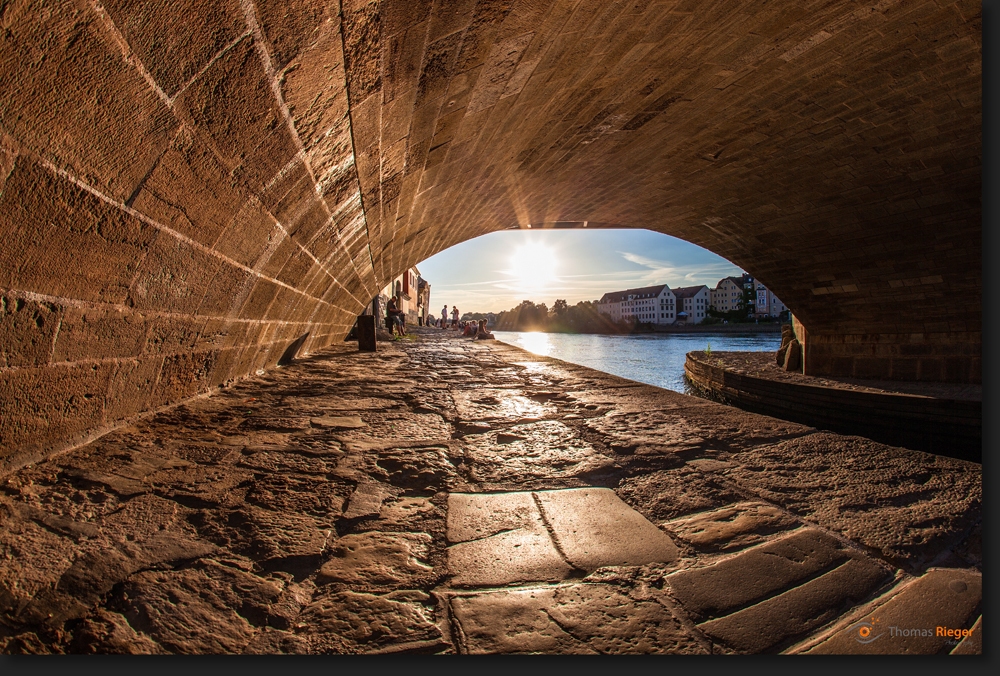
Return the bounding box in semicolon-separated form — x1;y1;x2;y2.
684;352;981;460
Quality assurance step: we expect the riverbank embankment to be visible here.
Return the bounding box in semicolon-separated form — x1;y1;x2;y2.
0;325;981;654
684;351;982;461
648;323;783;334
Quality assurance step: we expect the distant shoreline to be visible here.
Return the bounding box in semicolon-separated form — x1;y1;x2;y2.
493;323;784;335
646;323;783;334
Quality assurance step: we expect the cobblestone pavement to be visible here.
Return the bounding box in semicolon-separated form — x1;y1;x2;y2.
0;327;982;654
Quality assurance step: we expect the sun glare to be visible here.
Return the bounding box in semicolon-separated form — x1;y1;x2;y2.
509;243;558;292
517;331;554;357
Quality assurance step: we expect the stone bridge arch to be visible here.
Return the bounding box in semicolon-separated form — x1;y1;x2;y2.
0;0;981;470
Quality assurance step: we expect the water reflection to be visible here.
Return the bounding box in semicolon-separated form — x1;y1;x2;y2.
517;331;555;357
493;330;780;394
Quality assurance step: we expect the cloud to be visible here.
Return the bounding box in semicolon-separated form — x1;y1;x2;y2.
434;278;518;288
616;251;742;288
619;251;677;271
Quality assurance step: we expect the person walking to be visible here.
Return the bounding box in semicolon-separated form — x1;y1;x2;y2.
451;305;459;328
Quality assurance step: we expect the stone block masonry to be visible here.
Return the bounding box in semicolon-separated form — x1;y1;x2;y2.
0;1;370;472
0;328;980;654
685;351;981;459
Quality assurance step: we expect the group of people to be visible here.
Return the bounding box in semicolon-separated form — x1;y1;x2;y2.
385;297;495;340
428;304;494;340
441;304;457;328
463;318;495;340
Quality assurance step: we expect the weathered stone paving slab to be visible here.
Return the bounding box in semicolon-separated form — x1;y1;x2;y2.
721;433;982;572
446;492;573;588
535;488;678;571
459;421;613;486
108;562;281;654
448;583;709;654
446;489;677;587
317;532;433;588
616;468;745;522
699;557;890;653
665;501;798;551
452;389;556;422
797;568;982;655
665;528;879;622
296;590;445;654
377;497;436;524
334;411;451;443
571;386;715;413
585;411;708;456
446;491;538;544
68;608;168;654
342;482;393;519
448;524;574;588
310;415;367;429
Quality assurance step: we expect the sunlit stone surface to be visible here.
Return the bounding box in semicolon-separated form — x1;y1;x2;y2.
0;329;978;654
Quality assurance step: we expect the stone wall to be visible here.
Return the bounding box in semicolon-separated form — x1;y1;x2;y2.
0;0;981;471
1;0;375;471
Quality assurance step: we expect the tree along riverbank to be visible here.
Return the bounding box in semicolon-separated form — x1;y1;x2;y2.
505;323;784;336
485;299;784;336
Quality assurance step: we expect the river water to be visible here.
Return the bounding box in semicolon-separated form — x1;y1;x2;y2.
492;330;781;394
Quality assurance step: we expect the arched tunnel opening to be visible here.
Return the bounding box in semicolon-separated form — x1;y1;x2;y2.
0;0;981;472
0;0;982;655
0;0;980;473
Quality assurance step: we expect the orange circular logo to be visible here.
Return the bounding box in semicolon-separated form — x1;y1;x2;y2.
851;620;882;644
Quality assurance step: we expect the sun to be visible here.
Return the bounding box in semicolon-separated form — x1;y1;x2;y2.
509;243;558;292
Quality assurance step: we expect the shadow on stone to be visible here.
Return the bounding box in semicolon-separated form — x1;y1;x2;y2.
278;333;310;366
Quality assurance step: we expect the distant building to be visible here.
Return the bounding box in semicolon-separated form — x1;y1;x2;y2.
417;276;431;325
377;266;425;327
597;284;677;324
710;276;745;314
710;273;788;319
672;285;711;324
751;278;788;319
596;275;784;327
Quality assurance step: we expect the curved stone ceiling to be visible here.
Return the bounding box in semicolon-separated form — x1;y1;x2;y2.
0;0;981;469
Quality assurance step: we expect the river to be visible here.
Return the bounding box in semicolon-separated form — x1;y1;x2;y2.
492;330;781;394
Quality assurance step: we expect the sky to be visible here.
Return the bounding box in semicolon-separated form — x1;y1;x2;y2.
415;228;746;316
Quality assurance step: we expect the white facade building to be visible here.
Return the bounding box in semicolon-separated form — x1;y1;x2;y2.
597;284;677;324
596;276;785;327
672;285;711;324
